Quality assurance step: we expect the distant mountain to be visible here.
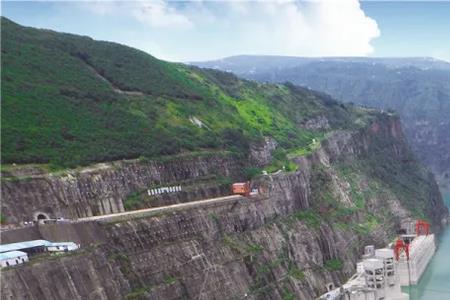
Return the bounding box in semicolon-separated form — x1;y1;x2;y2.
194;55;450;74
194;56;450;191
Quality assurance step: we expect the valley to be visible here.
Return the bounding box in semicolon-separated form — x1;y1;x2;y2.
1;18;449;300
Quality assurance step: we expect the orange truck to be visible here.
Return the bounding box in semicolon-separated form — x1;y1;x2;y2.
232;182;250;197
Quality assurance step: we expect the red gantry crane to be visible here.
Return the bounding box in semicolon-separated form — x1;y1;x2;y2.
394;219;430;261
415;219;430;236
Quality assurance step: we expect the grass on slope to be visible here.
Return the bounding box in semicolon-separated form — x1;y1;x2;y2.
1;17;365;169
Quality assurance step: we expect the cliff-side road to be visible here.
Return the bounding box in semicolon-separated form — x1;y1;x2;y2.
77;194;243;223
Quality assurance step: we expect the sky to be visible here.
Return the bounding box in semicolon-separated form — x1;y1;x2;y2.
1;1;449;62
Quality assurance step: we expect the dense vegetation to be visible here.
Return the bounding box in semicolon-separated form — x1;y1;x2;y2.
194;55;450;191
1;18;373;169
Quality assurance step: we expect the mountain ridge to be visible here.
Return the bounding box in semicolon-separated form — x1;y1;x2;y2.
193;55;450;192
193;55;450;71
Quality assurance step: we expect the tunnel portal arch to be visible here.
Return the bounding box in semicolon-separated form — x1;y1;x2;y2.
33;211;50;221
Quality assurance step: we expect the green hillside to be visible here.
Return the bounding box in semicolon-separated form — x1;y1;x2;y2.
1;18;371;168
195;55;450;191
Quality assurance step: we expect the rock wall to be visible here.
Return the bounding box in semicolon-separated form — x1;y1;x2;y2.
1;154;244;224
1;249;128;300
0;175;364;300
2;114;447;300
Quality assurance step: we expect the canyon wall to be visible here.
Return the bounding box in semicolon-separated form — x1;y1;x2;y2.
1;138;277;225
1;154;244;224
2;114;447;300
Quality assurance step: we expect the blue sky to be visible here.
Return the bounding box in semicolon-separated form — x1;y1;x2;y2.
1;1;449;62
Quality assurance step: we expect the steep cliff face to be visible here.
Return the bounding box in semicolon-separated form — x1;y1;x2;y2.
2;115;447;300
1;153;246;224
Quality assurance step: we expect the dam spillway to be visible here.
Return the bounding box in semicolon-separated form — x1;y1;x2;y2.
397;234;436;286
405;193;450;300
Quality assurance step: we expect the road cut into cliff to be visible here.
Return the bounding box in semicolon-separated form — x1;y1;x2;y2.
78;194;245;223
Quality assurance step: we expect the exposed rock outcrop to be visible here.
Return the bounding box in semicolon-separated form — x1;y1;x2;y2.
1;154;244;223
1;114;447;300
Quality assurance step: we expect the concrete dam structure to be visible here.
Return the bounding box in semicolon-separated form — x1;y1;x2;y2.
319;233;437;300
397;234;436;286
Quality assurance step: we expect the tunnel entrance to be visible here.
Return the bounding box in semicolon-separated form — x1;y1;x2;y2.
33;211;50;222
37;214;47;220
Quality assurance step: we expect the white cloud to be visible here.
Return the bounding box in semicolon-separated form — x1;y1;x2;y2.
79;0;380;60
80;0;193;29
431;49;450;63
131;1;193;29
222;0;380;57
84;1;117;16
